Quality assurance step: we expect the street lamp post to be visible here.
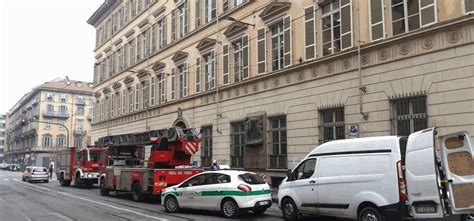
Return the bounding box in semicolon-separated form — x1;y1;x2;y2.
28;118;70;149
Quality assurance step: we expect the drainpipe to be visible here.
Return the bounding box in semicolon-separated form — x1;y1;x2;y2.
215;2;222;134
358;42;368;120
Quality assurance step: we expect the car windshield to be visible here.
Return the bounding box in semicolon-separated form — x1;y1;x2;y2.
238;173;266;185
89;150;101;162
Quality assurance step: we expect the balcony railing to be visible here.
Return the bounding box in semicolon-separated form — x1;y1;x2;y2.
269;155;287;169
76;99;85;105
42;111;69;118
73;129;85;135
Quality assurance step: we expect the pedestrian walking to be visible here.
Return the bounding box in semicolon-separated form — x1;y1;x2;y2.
209;160;219;171
49;164;53;180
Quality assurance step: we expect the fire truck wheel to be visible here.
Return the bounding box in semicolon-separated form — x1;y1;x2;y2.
75;174;83;188
100;179;109;196
164;195;179;213
132;182;144;202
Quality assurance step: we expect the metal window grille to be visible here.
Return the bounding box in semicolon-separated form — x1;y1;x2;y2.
230;121;245;168
319;107;345;143
391;95;427;136
200;126;213;167
269;116;287;169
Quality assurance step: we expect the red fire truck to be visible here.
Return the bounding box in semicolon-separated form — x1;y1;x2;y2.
97;127;202;201
56;146;105;188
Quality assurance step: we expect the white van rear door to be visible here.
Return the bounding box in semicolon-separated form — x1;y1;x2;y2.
439;131;474;215
406;128;444;218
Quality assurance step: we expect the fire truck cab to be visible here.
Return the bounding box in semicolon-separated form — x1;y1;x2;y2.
98;127;203;201
56;147;104;188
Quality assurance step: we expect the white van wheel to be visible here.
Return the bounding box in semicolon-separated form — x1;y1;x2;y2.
282;198;299;221
462;214;474;221
358;206;384;221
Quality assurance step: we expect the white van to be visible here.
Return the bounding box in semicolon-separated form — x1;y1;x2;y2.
278;128;474;221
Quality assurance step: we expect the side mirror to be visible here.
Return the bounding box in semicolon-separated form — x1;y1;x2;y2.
287;169;293;181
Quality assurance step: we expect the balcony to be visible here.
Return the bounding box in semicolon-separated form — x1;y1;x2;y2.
75;99;85;105
73;129;85;135
42;111;69;119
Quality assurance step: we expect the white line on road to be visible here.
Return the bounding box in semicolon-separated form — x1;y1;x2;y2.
3;179;9;181
14;180;168;221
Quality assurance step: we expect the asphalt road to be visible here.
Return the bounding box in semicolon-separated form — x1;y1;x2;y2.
0;170;462;221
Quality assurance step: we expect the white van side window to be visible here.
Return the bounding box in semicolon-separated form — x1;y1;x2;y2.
292;158;316;180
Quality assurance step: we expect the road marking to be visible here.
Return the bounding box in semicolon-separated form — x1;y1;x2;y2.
3;179;9;181
50;212;73;221
0;197;33;221
13;178;19;181
14;180;168;221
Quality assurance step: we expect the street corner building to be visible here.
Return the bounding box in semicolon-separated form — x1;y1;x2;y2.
87;0;474;184
5;79;94;168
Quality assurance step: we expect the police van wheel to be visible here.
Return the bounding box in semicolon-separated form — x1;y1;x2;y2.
164;195;179;213
281;198;298;221
358;206;384;221
221;198;240;218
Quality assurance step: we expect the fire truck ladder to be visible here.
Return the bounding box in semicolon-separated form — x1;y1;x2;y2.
97;128;179;148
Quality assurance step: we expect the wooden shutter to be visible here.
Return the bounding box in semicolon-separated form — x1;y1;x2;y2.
171;10;176;41
223;0;229;12
171;68;176;100
163;18;167;47
195;58;201;93
257;28;266;74
283;16;292;67
420;0;436;27
242;35;249;79
195;0;201;28
304;6;315;60
370;0;384;41
151;23;157;52
340;0;353;50
183;63;188;97
223;44;229;85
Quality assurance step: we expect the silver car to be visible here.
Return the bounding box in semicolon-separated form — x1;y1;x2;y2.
22;166;49;183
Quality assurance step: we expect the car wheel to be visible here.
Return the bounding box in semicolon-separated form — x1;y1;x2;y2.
358;206;384;221
60;175;70;187
75;174;82;188
281;198;299;221
253;208;267;215
462;214;474;221
45;180;49;183
22;176;25;182
221;198;240;218
99;178;109;196
132;182;144;202
164;195;179;213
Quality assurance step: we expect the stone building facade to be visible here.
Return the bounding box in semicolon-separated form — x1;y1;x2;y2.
0;114;6;162
88;0;474;184
5;79;93;167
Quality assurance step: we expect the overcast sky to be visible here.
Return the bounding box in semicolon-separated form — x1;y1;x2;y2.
0;0;103;114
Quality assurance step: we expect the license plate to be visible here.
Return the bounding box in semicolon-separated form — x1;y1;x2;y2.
415;204;437;214
259;201;269;206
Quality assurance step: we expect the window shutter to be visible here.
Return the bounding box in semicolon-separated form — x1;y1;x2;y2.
163;18;167;46
257;28;266;74
242;35;249;79
283;16;292;67
340;0;353;50
223;44;229;85
420;0;436;27
171;68;176;100
304;6;315;60
183;64;188;97
195;58;201;93
466;0;474;13
171;10;177;41
370;0;384;41
151;24;157;52
223;0;229;12
196;0;201;28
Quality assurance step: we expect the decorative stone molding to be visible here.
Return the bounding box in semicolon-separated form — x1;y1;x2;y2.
259;2;291;21
343;59;351;70
171;51;189;63
399;44;410;55
253;83;259;92
422;38;434;50
263;80;268;89
196;38;217;52
274;78;280;87
361;54;369;65
446;29;462;44
378;49;389;61
326;63;334;73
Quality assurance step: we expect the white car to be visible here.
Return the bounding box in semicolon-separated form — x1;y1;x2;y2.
161;170;272;218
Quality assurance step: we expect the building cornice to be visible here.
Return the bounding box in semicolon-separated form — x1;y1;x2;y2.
86;0;121;27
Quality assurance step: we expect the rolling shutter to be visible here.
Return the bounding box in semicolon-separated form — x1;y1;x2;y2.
283;16;292;67
340;0;353;50
257;28;266;74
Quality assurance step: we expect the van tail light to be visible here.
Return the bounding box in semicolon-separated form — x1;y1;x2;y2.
237;184;252;192
397;160;408;201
